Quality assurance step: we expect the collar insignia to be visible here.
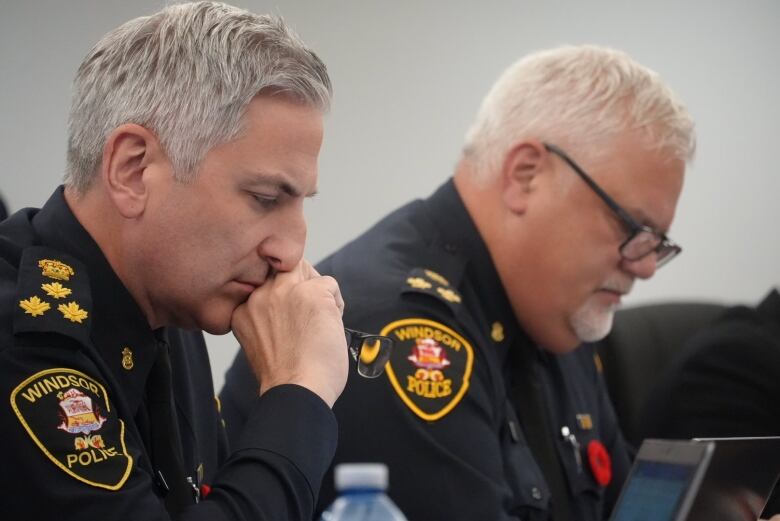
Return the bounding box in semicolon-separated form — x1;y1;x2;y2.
19;296;51;317
491;321;505;342
38;259;75;281
593;353;604;374
121;348;134;371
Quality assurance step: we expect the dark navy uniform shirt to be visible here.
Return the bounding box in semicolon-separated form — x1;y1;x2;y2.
221;179;631;520
0;187;337;520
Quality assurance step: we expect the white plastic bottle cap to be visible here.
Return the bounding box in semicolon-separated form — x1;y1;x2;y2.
334;463;389;491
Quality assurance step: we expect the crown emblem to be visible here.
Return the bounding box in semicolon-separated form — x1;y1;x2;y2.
38;259;75;281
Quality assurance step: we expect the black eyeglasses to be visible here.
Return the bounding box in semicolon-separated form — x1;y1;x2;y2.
544;143;682;268
345;328;394;378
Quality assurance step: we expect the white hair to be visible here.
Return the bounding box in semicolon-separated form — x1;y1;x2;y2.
64;1;332;193
462;45;696;179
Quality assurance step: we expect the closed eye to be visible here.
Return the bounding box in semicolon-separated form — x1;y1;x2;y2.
250;192;280;209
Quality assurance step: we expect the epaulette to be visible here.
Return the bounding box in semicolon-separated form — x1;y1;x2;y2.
13;246;92;346
401;267;463;314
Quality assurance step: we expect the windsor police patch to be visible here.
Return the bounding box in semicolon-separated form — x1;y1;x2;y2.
10;368;133;490
381;318;474;421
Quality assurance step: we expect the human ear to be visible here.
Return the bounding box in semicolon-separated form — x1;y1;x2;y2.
500;140;547;215
100;124;165;219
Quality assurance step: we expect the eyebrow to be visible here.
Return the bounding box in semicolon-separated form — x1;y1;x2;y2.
626;206;668;234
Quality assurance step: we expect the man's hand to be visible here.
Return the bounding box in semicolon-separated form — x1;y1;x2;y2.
231;260;348;408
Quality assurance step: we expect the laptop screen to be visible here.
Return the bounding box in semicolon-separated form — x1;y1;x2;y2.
609;439;715;521
612;460;700;521
688;437;780;521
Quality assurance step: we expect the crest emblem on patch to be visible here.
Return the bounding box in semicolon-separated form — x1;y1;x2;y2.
57;388;107;434
10;368;133;490
382;318;474;421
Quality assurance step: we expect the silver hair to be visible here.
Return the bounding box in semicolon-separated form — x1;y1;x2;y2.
65;1;332;193
462;45;696;179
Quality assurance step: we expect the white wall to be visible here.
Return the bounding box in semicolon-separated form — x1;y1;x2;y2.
2;0;778;392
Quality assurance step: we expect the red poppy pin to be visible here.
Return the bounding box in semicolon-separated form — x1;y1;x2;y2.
587;439;612;486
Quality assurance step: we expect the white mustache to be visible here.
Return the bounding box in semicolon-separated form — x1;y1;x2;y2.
600;277;633;295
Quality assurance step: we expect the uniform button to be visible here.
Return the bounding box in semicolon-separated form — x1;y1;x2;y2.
443;243;458;253
531;486;542;500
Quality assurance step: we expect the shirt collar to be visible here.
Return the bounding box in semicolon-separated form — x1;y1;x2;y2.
422;179;532;352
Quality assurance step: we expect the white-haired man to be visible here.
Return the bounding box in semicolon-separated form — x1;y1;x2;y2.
221;45;694;520
0;2;348;519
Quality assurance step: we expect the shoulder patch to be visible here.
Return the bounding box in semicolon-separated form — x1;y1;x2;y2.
381;318;474;421
402;268;463;310
10;368;133;490
14;247;92;345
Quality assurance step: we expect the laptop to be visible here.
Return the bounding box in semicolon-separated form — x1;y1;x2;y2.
686;437;780;521
609;437;780;521
609;439;715;521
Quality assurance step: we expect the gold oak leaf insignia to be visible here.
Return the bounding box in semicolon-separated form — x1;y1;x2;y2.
407;277;432;289
58;302;89;323
437;287;462;303
19;296;51;317
42;282;72;299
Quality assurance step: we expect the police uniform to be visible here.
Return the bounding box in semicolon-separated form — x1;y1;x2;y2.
221;179;631;520
0;187;337;520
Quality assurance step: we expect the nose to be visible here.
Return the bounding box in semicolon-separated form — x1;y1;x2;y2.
257;203;307;273
620;252;658;280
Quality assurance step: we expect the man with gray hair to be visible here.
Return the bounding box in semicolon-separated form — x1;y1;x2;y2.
221;45;695;520
0;2;348;519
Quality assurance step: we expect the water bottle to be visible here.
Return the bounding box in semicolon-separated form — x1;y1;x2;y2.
320;463;408;521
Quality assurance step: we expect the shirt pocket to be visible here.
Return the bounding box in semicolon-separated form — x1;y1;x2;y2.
501;402;551;519
560;431;607;520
